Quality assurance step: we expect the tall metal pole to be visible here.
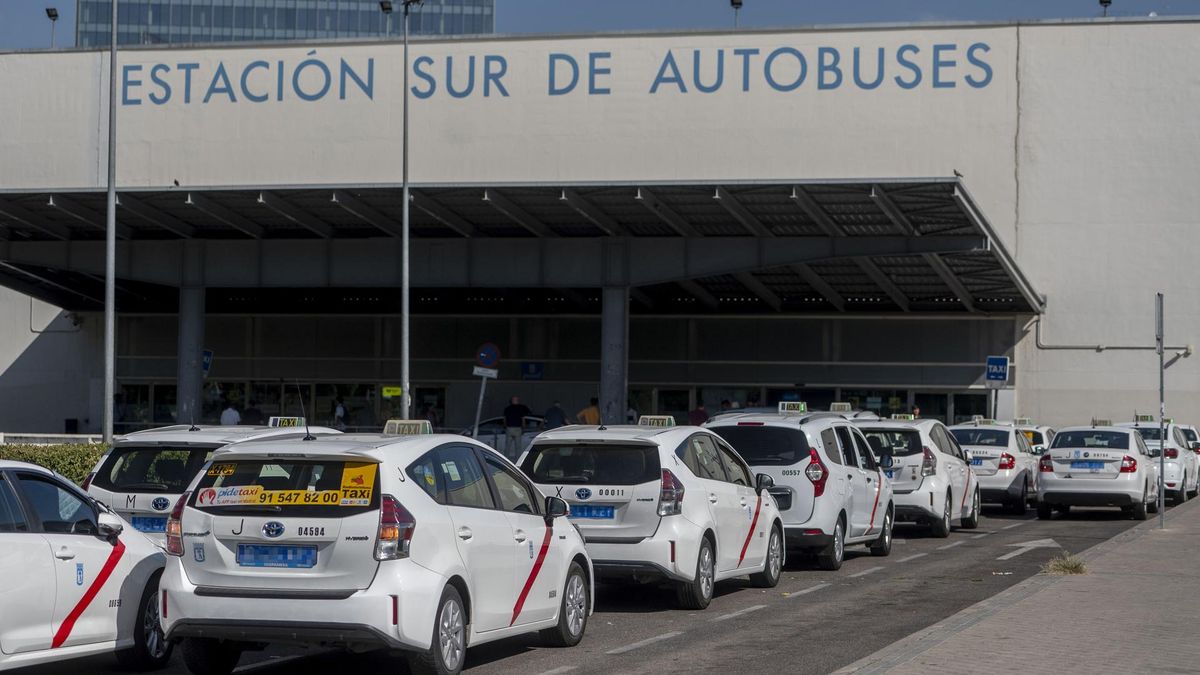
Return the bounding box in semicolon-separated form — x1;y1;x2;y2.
50;20;56;48
401;2;412;420
1156;293;1165;528
103;0;118;443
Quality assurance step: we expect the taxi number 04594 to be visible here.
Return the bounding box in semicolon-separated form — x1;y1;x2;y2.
296;526;326;537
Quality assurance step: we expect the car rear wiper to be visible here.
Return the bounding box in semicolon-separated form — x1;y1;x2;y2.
118;483;170;492
229;505;283;513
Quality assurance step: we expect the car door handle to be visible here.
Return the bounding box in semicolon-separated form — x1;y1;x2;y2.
739;498;747;507
514;530;527;543
457;527;473;541
54;547;75;561
866;476;873;483
709;493;719;504
847;474;854;480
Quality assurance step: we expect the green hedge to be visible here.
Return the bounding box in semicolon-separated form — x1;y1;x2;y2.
0;444;108;485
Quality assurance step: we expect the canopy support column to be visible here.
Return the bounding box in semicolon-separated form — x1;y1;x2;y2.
599;286;629;426
176;243;206;426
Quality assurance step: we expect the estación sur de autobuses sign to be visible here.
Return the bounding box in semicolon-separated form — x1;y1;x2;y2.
118;40;995;107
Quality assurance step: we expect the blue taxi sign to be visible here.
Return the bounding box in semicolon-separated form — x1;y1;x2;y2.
637;415;675;428
384;419;433;436
268;416;305;428
986;356;1009;388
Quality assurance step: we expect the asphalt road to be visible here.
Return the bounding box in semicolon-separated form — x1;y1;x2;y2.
28;504;1151;675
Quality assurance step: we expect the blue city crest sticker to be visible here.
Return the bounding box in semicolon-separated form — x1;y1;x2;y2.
193;544;206;563
75;563;84;586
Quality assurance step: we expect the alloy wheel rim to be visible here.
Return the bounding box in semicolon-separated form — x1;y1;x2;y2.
566;574;586;637
884;512;893;547
143;591;166;659
834;522;844;562
438;599;464;671
944;496;952;529
768;530;782;579
699;546;714;599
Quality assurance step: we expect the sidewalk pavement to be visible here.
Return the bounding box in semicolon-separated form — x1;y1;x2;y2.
836;498;1200;674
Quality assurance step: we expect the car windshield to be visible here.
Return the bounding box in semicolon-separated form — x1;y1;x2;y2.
1133;427;1164;441
520;444;661;485
707;426;811;465
1021;430;1045;446
950;428;1010;447
93;446;216;493
857;428;923;457
1051;431;1130;450
1183;428;1198;443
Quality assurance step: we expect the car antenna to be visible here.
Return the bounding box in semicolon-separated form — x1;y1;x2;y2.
295;381;315;441
188;409;199;432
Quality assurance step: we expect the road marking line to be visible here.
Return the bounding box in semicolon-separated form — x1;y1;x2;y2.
236;655;313;673
1001;522;1026;530
537;668;578;675
606;631;684;655
848;566;884;578
972;532;992;539
895;553;928;563
937;540;965;550
784;582;831;598
712;604;767;622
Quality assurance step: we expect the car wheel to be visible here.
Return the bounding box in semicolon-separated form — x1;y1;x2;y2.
1176;475;1189;505
540;562;589;647
750;525;784;587
869;508;893;557
930;493;952;538
409;585;467;675
1036;502;1052;520
1132;486;1149;521
181;638;241;675
961;489;981;529
114;571;173;671
1009;482;1028;516
817;517;845;570
675;537;715;610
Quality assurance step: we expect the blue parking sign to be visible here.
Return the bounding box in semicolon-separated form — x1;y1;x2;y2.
985;356;1009;383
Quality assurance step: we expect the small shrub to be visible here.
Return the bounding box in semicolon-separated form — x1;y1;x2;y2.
0;444;108;485
1042;554;1087;576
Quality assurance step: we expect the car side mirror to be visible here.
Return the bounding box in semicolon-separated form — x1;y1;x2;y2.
97;511;124;542
1148;447;1161;458
1032;445;1045;454
879;455;894;469
1191;441;1200;452
544;496;569;519
962;450;972;463
755;473;775;491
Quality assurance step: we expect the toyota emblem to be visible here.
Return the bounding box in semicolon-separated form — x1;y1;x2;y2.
262;521;285;538
575;488;592;501
152;497;171;511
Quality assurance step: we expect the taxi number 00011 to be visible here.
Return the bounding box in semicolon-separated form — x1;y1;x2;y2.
296;526;326;537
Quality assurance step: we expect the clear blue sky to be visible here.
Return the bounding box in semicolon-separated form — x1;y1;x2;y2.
1;0;1196;50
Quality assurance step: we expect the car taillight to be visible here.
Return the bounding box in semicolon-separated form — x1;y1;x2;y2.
375;495;416;561
1039;455;1053;472
805;448;828;497
165;491;190;557
1120;456;1137;473
658;469;685;516
998;453;1016;471
1165;448;1179;459
921;446;937;477
80;472;97;491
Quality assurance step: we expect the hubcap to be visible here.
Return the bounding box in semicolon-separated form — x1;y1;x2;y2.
944;496;952;529
438;598;464;671
768;530;782;579
565;574;586;637
833;522;844;562
699;545;714;599
143;590;166;659
884;513;893;546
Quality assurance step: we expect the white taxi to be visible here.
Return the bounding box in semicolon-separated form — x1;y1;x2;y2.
1012;418;1056;455
0;460;169;672
84;419;340;546
856;415;980;538
949;421;1039;514
519;417;783;609
706;403;894;571
160;421;591;675
1117;416;1199;504
1037;424;1158;520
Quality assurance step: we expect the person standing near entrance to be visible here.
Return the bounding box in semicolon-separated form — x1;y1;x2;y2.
503;396;531;460
576;398;601;426
543;401;568;430
220;400;241;426
242;400;264;425
688;403;709;426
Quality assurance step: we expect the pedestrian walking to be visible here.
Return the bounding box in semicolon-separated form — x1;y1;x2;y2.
220;400;241;426
576;397;601;425
544;401;568;430
333;396;347;430
688;403;709;426
503;396;531;460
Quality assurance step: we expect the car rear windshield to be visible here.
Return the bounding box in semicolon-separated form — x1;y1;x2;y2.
93;446;217;493
858;428;923;457
190;460;380;517
1183;428;1198;443
520;444;661;485
1132;427;1164;441
1021;430;1045;446
708;426;811;465
950;429;1010;447
1050;431;1129;450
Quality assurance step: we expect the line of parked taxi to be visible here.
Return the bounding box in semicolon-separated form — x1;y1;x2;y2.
1;406;1192;674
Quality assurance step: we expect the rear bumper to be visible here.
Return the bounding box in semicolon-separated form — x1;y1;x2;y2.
165;619;401;651
585;518;704;583
1039;491;1137;507
1037;475;1144;508
891;478;949;522
783;528;831;549
979;471;1026;503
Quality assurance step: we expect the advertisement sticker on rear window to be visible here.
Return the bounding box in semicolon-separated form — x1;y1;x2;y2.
207;464;237;477
197;486;263;506
339;462;376;506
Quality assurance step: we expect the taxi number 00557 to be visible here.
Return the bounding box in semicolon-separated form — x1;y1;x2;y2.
297;526;326;537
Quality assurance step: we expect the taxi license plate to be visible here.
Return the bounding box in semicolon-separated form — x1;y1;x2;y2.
236;544;317;569
570;505;615;519
1070;460;1104;471
971;458;984;466
131;516;167;533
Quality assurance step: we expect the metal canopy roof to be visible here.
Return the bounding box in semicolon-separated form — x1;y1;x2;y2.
0;179;1043;315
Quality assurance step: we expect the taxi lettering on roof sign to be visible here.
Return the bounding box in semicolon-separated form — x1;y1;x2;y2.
1134;413;1155;423
1014;417;1033;426
383;419;433;436
891;413;916;421
829;402;852;413
1092;418;1113;427
268;416;305;428
777;401;808;415
637;415;675;427
974;418;996;425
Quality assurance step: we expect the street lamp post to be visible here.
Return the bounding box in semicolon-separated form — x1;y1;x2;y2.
46;8;59;48
103;0;118;442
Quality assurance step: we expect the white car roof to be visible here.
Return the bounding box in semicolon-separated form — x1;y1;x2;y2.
533;424;697;445
115;424;342;446
0;459;54;474
1056;425;1132;434
705;413;845;430
948;423;1018;431
210;433;491;463
854;419;942;431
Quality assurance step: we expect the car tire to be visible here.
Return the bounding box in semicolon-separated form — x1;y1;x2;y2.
869;508;893;557
540;562;589;647
1009;482;1028;516
1175;476;1189;505
409;585;468;675
114;571;173;672
930;493;952;538
675;537;715;610
961;489;981;529
750;525;784;587
1148;494;1159;514
1132;488;1149;521
817;517;846;570
181;638;241;675
1036;502;1052;520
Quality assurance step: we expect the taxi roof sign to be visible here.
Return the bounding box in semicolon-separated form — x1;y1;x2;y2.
1134;413;1155;423
383;419;433;436
973;418;997;426
829;402;853;413
637;415;675;428
890;413;916;421
1014;417;1033;426
1164;417;1174;424
778;401;808;415
1092;418;1112;427
268;416;305;428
